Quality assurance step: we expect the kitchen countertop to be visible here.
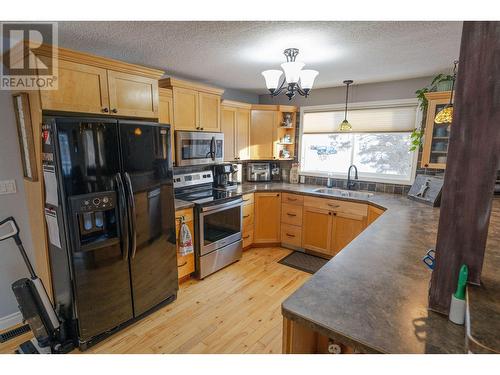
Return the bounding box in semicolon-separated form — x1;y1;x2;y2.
235;182;500;354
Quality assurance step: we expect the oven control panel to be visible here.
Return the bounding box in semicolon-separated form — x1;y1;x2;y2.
174;171;214;188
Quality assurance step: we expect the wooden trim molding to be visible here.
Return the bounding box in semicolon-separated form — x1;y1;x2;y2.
221;99;252;109
159;77;224;95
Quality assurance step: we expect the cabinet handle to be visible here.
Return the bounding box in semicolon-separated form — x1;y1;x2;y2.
286;213;297;217
276;194;280;197
327;203;340;208
287;198;297;201
243;235;250;239
177;261;188;268
286;233;295;237
102;107;109;113
111;108;118;113
243;199;250;202
243;214;250;218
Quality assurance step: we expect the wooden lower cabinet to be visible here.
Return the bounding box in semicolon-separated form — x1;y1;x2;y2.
302;206;334;255
242;193;255;248
367;205;385;225
254;192;281;243
331;212;367;256
175;208;196;280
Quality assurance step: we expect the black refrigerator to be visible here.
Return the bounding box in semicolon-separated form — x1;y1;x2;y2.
42;116;178;349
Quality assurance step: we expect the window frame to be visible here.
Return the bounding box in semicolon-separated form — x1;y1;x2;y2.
299;99;422;186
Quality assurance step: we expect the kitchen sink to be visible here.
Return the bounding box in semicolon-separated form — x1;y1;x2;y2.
313;188;374;199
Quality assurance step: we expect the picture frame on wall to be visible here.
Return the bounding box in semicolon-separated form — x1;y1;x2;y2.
12;92;38;182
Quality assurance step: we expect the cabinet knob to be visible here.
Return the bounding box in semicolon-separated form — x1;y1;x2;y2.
424;163;429;167
111;108;118;114
102;107;109;113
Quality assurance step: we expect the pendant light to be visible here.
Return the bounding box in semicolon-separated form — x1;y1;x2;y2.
434;60;458;124
339;80;353;131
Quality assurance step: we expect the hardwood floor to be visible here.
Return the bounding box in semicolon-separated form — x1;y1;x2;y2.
0;247;309;354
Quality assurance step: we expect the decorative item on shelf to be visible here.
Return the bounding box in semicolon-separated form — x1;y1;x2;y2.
434;60;458;124
282;112;293;128
282;134;292;144
261;48;319;100
289;163;299;184
279;149;291;159
339;80;353;131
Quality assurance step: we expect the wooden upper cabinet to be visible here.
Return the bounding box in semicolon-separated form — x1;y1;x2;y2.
330;212;366;256
421;91;452;169
199;92;221;132
159;88;175;164
254;192;281;243
236;108;251;160
107;70;159;118
221;106;237;161
250;109;278;160
302;206;333;255
160;78;224;132
39;58;110;115
172;87;199;131
34;46;164;118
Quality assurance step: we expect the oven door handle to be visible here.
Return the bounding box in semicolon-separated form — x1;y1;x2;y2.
200;198;243;213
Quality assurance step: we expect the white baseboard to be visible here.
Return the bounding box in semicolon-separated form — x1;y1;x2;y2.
0;311;23;331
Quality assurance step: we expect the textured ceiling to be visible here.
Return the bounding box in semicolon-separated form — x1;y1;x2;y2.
57;21;463;94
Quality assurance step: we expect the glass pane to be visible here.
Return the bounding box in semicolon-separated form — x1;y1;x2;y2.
352;133;412;178
301;133;353;174
203;206;240;246
181;139;212;160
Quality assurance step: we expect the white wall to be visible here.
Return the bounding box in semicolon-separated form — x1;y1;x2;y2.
0;90;35;328
258;76;434;106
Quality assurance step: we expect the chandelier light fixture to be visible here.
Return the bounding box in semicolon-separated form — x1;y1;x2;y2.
339;80;354;131
434;60;459;124
261;48;319;100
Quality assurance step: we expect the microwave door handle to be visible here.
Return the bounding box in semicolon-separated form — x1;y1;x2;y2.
123;172;137;259
210;136;216;161
115;173;129;261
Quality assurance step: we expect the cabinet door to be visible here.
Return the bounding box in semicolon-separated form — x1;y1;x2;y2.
40;59;109;115
254;192;281;243
173;87;199;131
221;106;237;161
331;212;366;256
159;89;175;164
302;206;333;256
107;70;159;118
236;108;251;160
250;110;277;160
199;92;221;131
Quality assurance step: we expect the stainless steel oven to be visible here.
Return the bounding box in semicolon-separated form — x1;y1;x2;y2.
175;131;224;166
197;198;242;279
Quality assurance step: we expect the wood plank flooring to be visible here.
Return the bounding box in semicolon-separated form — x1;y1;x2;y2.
0;247;309;354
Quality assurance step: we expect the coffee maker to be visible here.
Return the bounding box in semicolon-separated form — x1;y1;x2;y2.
214;163;238;190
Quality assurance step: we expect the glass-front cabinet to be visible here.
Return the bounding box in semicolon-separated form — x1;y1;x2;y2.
421;91;452;169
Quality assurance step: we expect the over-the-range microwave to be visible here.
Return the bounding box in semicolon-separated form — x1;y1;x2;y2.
175;131;224;166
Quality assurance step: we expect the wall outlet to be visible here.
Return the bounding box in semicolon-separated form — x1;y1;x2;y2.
0;180;17;195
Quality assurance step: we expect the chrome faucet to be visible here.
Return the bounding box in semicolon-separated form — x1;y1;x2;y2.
347;165;358;190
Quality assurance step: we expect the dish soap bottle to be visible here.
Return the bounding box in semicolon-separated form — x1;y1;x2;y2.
449;264;468;325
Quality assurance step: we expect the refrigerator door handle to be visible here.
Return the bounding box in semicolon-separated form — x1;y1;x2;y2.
123;172;137;259
115;173;129;261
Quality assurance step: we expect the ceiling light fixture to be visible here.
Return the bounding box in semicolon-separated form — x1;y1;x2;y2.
261;48;318;100
339;80;353;131
434;60;459;124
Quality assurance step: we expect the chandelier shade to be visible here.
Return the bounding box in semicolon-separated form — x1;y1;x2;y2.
261;70;283;91
261;48;318;100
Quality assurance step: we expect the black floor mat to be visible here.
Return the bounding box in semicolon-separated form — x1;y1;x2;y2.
278;251;328;274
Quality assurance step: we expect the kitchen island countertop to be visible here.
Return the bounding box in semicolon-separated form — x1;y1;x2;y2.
234;182;500;354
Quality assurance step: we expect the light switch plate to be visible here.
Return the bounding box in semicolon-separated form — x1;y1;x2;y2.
0;180;17;195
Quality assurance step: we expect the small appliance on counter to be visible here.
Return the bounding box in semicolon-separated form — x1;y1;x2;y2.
213;163;238;191
407;174;444;207
270;162;281;182
232;163;243;184
247;163;271;182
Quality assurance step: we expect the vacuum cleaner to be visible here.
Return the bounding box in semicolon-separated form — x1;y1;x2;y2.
0;216;73;354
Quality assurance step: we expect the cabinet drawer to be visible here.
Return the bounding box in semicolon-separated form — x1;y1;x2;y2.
242;193;254;206
242;230;254;248
282;193;303;205
281;203;303;226
177;253;195;279
243;204;254;228
303;196;367;216
281;224;302;248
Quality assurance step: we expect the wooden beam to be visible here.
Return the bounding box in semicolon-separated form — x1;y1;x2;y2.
429;22;500;314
